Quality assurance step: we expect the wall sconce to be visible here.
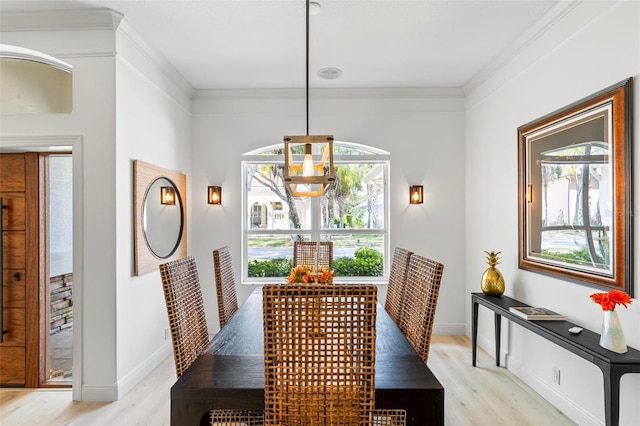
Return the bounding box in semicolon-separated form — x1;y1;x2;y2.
409;185;423;204
160;186;176;205
208;186;222;205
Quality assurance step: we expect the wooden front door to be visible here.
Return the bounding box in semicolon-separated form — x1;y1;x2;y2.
0;153;40;387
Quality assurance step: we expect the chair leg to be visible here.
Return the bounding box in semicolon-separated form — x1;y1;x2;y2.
210;409;264;426
373;409;407;425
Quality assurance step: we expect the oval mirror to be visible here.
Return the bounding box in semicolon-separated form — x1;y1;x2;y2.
142;177;183;258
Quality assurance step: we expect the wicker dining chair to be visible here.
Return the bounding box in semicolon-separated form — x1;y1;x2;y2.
293;241;334;270
398;254;444;364
212;246;240;328
384;247;413;327
159;257;263;425
262;283;406;426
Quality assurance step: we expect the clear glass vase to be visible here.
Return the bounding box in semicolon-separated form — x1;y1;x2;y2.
599;310;627;354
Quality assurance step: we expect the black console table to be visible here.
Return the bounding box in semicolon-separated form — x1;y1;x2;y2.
471;292;640;426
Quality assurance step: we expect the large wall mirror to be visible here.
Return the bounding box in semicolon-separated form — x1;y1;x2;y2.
134;160;187;276
518;78;632;295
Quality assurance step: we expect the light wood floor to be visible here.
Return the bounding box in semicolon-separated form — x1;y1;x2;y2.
0;335;575;426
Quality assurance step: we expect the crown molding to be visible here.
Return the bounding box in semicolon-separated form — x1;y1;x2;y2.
193;87;465;100
1;7;193;100
116;20;194;99
0;8;123;32
464;0;581;95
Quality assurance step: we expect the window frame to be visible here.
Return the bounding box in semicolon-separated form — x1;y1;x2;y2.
241;142;390;284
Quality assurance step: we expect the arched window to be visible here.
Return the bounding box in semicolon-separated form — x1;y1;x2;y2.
242;142;389;283
0;44;73;113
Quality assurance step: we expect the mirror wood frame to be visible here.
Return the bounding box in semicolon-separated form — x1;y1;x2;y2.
518;78;633;295
134;160;187;276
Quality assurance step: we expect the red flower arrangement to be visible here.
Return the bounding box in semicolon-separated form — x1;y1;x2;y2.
590;290;633;311
287;265;335;284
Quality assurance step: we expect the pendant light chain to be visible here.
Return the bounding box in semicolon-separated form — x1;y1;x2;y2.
282;0;335;197
306;0;310;136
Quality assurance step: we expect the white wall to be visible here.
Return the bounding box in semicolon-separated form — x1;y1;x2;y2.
0;9;193;401
0;10;119;400
114;22;193;397
191;88;466;334
465;2;639;425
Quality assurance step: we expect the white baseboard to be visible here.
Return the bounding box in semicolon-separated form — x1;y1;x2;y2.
117;342;173;399
208;321;221;335
432;323;465;335
80;384;119;402
81;341;172;401
506;354;601;426
466;324;599;424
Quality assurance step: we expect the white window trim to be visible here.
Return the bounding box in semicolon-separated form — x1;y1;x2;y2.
241;142;390;284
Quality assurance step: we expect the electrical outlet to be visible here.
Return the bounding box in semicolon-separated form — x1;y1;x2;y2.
164;328;170;341
552;367;561;385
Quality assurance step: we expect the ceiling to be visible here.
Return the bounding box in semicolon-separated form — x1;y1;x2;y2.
0;0;568;91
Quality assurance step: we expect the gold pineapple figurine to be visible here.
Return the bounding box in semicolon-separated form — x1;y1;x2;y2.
481;251;505;296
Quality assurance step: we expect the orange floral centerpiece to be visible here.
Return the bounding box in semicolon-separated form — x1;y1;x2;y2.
287;265;335;284
590;290;633;311
590;289;632;354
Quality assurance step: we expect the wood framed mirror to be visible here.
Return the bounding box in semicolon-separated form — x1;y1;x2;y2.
518;78;633;295
134;160;187;276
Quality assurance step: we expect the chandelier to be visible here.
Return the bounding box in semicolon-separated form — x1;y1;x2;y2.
282;0;335;197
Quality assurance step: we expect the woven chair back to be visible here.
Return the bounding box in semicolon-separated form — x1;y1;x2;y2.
262;284;377;426
399;254;444;364
384;247;413;326
212;246;240;328
293;241;334;270
159;256;209;378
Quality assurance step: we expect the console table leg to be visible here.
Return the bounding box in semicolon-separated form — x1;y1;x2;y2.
472;300;479;366
598;363;627;426
471;293;639;426
494;313;501;367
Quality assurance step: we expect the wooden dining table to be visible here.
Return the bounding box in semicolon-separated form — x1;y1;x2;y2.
170;287;444;426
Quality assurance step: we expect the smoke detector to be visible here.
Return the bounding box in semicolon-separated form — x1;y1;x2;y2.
318;67;343;80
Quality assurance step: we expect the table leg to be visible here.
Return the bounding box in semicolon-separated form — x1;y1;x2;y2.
494;313;501;367
472;299;479;367
406;394;444;425
171;400;210;425
379;389;444;426
596;362;627;426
